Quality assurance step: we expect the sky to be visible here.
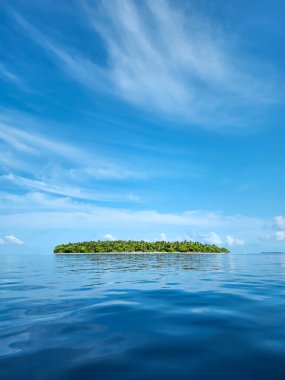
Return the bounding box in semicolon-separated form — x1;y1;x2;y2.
0;0;285;254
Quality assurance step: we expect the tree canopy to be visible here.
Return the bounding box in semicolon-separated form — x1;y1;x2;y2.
54;240;229;253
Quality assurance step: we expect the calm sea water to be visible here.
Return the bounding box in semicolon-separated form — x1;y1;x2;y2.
1;253;285;380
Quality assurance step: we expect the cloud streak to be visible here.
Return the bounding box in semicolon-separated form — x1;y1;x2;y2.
0;121;81;158
0;111;144;202
1;173;141;202
13;0;279;128
0;235;24;246
0;63;24;87
0;190;265;231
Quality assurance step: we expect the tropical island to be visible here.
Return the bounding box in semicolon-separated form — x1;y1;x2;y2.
54;240;229;253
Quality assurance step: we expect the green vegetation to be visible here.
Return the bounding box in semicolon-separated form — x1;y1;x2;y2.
54;240;229;253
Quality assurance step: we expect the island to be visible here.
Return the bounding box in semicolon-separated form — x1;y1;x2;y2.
54;240;229;253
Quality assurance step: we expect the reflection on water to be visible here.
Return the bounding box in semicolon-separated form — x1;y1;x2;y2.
1;253;285;380
56;253;224;272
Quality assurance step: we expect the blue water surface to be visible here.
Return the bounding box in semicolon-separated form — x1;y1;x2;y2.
1;253;285;380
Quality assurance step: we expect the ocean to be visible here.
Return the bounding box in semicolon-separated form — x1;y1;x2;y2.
1;252;285;379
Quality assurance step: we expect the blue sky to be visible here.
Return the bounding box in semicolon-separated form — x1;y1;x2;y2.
0;0;285;253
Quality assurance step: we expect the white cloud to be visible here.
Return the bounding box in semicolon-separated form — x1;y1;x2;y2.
272;216;285;241
226;235;244;247
0;112;145;181
1;173;136;202
0;192;265;230
201;232;223;245
275;231;285;242
12;12;110;94
0;122;81;158
159;232;167;241
0;113;144;204
0;235;24;246
87;0;279;125
274;216;285;230
0;191;268;251
103;233;117;241
14;1;277;128
0;63;24;86
70;165;143;180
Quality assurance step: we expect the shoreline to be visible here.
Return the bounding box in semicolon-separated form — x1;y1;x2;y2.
54;251;229;255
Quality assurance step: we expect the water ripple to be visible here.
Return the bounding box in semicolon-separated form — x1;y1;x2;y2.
1;253;285;379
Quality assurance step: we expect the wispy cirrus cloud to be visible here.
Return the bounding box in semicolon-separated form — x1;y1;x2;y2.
12;0;279;128
1;173;141;202
0;63;24;87
0;190;265;230
0;189;270;249
68;165;144;181
0;122;81;158
0;234;24;246
0;110;146;176
0;111;144;203
12;11;110;94
0;120;144;182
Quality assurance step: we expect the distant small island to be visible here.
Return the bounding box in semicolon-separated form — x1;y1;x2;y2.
54;240;229;253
